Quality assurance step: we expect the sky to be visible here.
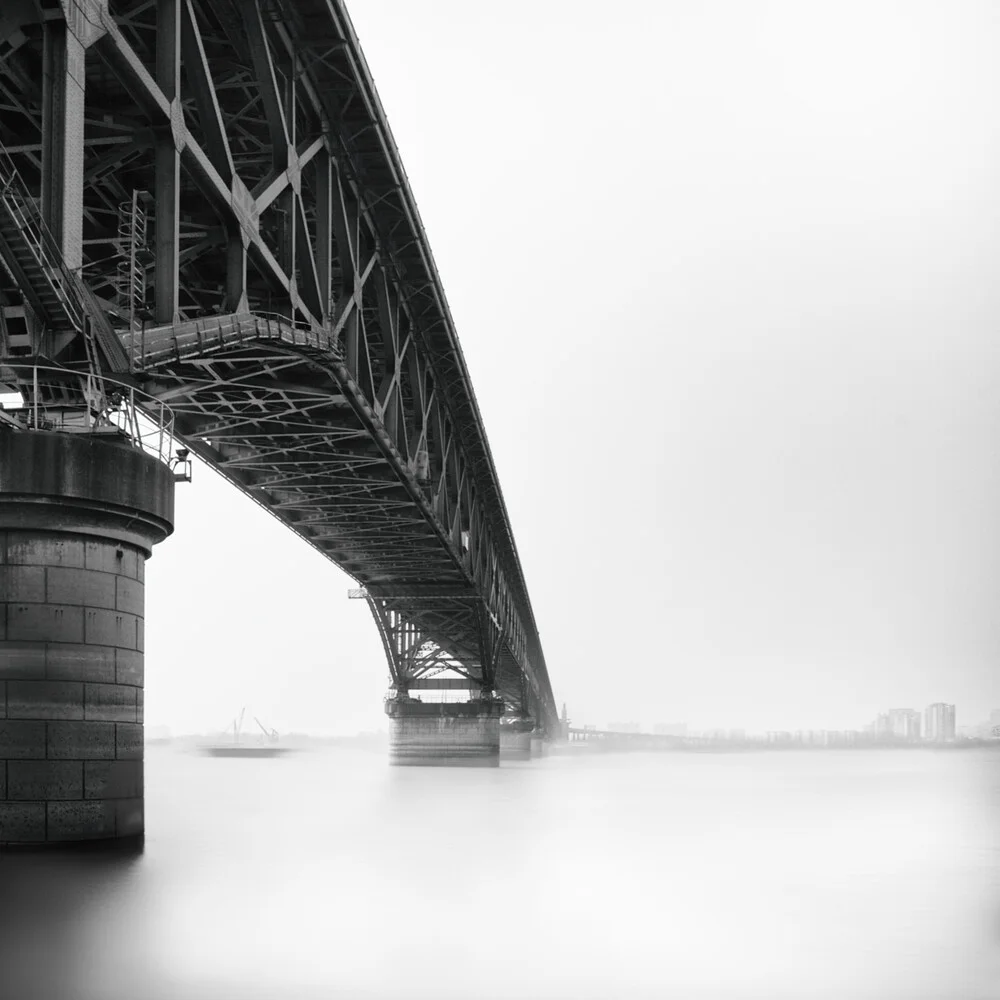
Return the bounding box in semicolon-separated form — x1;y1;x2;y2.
145;0;1000;737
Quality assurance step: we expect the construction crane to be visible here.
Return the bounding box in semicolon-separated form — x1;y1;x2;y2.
232;707;246;743
254;717;279;743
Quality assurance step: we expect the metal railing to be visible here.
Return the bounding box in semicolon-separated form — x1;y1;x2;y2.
0;146;87;332
0;142;128;373
125;309;336;371
0;362;179;467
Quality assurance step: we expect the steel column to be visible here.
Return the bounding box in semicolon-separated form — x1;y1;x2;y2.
154;0;181;324
40;19;85;273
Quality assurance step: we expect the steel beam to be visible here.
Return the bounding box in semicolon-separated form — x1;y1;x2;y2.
154;0;181;324
40;19;85;272
0;0;560;732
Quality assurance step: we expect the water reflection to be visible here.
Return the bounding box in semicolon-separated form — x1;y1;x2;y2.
0;746;997;999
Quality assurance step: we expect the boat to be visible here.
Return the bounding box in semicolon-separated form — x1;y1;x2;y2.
198;708;295;758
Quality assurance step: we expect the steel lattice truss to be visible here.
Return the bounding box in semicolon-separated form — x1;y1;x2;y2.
0;0;556;729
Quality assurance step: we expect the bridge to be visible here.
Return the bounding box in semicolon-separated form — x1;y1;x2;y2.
0;0;558;845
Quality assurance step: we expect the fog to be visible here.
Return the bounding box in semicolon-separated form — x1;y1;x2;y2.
2;4;999;999
1;746;997;1000
144;0;1000;737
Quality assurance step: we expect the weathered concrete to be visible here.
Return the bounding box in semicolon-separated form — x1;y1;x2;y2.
530;733;547;757
499;728;532;760
0;432;173;845
385;698;503;767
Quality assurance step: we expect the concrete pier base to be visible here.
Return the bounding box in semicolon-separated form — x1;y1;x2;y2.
530;733;547;757
0;432;173;845
499;728;532;760
385;698;503;766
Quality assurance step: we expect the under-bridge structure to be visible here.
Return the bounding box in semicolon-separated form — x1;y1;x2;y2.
0;0;558;845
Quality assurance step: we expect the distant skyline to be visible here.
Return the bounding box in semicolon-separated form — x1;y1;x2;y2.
143;0;1000;737
577;700;991;737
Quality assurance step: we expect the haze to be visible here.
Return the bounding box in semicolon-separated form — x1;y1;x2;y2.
143;0;1000;738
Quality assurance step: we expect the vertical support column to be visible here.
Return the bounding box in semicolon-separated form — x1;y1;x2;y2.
385;700;502;767
315;150;334;324
40;20;86;272
475;603;504;700
154;0;181;325
277;44;295;295
226;235;248;313
330;163;368;388
0;433;174;845
370;598;503;766
499;725;532;760
180;0;247;313
241;0;295;316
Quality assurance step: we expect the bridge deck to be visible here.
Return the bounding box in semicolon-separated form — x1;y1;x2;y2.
129;311;529;703
0;0;557;729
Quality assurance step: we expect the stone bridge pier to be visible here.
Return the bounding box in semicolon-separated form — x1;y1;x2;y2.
385;698;504;767
0;432;173;846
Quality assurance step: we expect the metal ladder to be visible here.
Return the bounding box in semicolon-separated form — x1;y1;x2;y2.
115;191;149;336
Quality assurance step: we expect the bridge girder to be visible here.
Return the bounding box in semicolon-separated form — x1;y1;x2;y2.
0;0;557;730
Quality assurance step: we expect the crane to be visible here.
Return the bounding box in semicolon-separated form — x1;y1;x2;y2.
254;716;279;743
232;707;246;743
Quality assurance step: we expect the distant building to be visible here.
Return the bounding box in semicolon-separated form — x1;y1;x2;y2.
608;722;640;734
989;708;1000;729
766;731;792;744
923;703;956;742
872;713;891;737
887;708;921;741
654;723;687;737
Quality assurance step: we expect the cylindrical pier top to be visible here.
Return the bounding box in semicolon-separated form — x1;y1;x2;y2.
0;431;175;553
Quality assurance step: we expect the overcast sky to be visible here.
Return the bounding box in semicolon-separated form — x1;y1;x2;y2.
144;0;1000;736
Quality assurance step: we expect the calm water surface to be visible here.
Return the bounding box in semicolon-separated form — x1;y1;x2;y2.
0;746;997;1000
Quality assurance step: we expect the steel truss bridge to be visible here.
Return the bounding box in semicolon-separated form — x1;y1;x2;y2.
0;0;558;733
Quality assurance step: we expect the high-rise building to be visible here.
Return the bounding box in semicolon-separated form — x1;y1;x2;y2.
923;703;956;742
887;708;921;740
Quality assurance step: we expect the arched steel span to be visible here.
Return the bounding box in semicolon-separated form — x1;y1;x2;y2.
0;0;558;732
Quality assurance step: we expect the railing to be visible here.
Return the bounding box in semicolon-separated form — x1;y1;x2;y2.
0;362;180;468
0;142;129;373
125;309;341;371
0;145;87;333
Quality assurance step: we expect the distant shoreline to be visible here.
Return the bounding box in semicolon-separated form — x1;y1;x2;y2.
558;739;998;754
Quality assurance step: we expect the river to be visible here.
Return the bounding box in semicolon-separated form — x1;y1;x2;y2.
0;744;997;1000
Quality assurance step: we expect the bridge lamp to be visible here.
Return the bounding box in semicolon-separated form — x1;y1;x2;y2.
170;447;192;483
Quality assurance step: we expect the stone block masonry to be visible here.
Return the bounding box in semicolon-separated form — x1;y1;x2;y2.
0;432;173;845
385;698;503;766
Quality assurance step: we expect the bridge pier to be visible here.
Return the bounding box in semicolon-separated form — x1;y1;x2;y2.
385;698;503;767
530;732;547;757
499;726;532;760
0;432;173;846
